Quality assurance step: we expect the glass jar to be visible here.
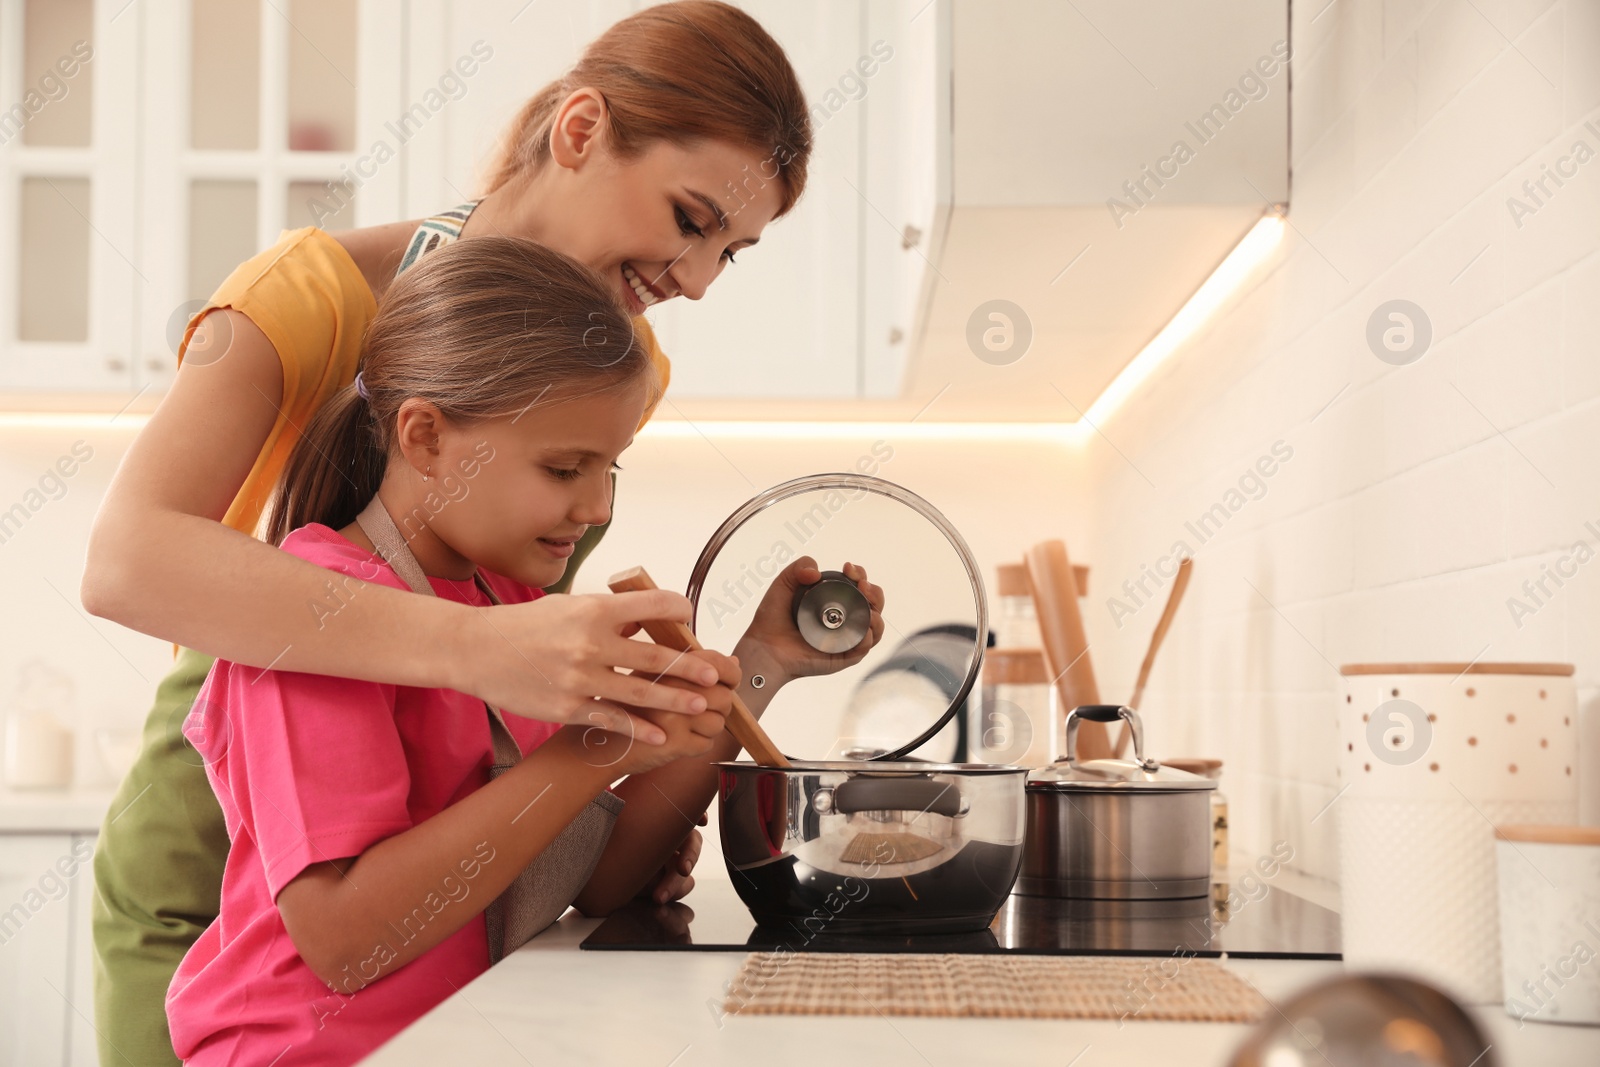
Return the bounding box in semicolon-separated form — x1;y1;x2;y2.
971;648;1057;767
994;562;1044;650
1165;758;1226;880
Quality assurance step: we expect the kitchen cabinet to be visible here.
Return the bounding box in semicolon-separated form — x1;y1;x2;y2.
411;0;879;401
0;832;96;1067
859;0;947;398
0;0;139;393
0;0;400;396
2;0;938;404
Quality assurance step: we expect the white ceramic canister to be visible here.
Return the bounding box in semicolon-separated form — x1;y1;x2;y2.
4;709;75;789
1337;662;1578;1004
1496;825;1600;1026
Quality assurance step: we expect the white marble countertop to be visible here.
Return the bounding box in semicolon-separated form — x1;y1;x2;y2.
0;784;115;833
360;873;1600;1067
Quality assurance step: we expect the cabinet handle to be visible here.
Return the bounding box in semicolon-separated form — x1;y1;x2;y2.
888;327;904;345
146;356;168;372
105;357;126;372
901;225;922;250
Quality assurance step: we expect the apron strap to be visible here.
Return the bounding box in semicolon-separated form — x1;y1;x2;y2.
352;494;623;964
354;496;522;769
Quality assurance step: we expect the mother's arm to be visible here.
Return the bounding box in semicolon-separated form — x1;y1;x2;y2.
80;309;715;737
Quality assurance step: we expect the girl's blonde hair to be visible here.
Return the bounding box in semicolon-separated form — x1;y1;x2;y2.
481;0;811;217
266;237;653;544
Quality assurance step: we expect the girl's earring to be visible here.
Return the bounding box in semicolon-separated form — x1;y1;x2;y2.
424;465;432;482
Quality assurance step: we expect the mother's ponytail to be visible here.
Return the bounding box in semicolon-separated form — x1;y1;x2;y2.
480;1;812;217
265;385;386;545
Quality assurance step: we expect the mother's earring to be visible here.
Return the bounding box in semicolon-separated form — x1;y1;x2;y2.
424;464;432;482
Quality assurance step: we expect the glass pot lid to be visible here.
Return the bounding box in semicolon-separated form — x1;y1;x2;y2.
686;473;988;763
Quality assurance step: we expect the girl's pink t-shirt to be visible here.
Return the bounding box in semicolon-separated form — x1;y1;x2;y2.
167;523;562;1067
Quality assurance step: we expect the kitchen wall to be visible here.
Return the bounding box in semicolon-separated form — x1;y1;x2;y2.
1077;0;1600;884
0;422;1085;788
5;0;1598;903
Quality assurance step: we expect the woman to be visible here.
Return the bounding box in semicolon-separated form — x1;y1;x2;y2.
82;4;818;1064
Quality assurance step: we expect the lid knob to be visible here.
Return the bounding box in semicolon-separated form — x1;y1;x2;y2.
792;570;872;654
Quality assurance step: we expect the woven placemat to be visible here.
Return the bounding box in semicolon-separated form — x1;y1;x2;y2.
722;952;1269;1022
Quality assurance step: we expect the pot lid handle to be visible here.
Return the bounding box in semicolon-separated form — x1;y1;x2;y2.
1065;705;1159;772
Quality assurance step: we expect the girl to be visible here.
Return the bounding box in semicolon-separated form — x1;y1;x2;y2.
87;5;823;1062
166;237;880;1066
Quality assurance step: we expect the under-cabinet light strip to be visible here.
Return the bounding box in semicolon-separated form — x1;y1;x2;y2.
0;213;1283;439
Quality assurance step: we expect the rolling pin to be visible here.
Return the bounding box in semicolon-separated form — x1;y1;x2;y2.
1024;541;1114;761
606;566;791;767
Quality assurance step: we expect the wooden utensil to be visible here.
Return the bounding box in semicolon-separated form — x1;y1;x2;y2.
1116;557;1193;757
1024;540;1112;761
606;566;791;768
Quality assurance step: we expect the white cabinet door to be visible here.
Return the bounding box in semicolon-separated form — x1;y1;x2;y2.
0;833;79;1067
860;0;947;399
419;0;866;401
645;0;865;400
65;834;96;1067
401;0;636;217
0;0;140;393
136;0;405;394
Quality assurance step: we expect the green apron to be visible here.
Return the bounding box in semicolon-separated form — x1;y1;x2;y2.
91;511;611;1066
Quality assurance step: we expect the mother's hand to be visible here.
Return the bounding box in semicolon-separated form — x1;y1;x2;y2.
733;557;885;691
470;590;726;746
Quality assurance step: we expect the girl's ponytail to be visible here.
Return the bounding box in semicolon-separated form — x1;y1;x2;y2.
266;384;387;545
265;236;651;547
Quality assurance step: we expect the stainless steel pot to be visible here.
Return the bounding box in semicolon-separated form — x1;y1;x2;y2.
717;759;1029;934
1017;705;1215;900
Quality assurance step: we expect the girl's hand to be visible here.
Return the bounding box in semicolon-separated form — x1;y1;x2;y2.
636;813;707;905
733;557;885;690
471;590;727;746
578;648;739;779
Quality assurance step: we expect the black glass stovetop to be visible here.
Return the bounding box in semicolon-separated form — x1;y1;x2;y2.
580;876;1341;960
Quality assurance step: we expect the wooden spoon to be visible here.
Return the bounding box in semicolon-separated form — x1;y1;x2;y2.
1116;557;1193;758
606;566;791;768
1024;540;1113;761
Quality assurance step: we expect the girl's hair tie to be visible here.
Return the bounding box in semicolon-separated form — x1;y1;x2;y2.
353;371;370;401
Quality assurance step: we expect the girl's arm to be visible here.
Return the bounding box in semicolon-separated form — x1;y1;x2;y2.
276;715;718;991
81;310;714;732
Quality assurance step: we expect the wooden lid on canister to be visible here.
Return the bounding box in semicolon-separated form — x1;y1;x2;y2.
1340;662;1574;677
1164;758;1223;777
1495;824;1600;845
983;647;1049;685
998;561;1089;597
997;562;1031;598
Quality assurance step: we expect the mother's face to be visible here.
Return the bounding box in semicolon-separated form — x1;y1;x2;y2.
532;98;790;316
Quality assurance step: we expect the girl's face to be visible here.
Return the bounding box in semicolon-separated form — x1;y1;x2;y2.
396;377;650;590
513;91;789;316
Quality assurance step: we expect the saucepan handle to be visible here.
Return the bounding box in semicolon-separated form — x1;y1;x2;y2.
1064;705;1158;771
826;776;967;817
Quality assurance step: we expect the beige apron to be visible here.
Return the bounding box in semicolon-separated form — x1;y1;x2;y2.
354;497;624;962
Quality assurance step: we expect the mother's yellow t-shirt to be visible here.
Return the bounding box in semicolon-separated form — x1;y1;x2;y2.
180;225;672;539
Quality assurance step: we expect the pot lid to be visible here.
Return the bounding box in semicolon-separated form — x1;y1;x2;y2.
1026;705;1216;791
686;473;988;763
1026;758;1214;791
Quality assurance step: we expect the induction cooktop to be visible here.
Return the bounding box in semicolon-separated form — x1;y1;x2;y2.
580;876;1341;960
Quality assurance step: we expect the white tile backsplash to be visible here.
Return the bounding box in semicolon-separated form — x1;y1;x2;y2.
3;0;1597;890
1082;0;1600;882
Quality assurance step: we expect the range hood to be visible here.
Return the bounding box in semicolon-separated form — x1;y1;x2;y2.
898;0;1290;424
